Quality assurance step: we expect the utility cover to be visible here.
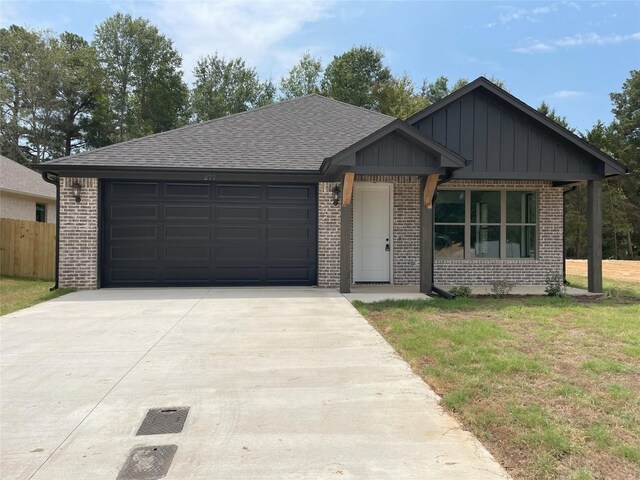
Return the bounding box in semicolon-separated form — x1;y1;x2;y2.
136;407;190;436
117;445;177;480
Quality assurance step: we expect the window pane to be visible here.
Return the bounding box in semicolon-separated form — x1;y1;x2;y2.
507;226;536;258
471;191;500;224
36;204;46;223
470;225;500;258
507;191;536;224
435;190;465;223
435;225;464;259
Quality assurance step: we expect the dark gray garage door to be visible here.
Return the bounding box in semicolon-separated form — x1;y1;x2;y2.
102;181;317;287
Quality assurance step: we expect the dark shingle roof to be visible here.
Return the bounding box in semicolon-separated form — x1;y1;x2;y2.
0;155;56;199
43;95;396;171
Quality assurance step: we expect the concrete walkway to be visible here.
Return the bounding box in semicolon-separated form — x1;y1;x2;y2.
1;288;508;480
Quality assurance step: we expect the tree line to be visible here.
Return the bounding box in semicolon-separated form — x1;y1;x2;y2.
1;13;637;259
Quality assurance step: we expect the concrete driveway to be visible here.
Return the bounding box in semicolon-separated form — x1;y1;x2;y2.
1;288;508;479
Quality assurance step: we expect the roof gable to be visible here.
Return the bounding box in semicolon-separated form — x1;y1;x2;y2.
408;77;627;178
41;95;396;173
324;120;466;175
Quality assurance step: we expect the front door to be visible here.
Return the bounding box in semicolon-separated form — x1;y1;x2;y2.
353;183;391;282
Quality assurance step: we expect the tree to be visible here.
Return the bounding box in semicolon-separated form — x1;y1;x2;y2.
93;13;188;144
55;32;103;156
421;76;450;104
190;54;275;121
321;46;391;110
537;101;575;132
376;74;427;119
451;77;469;92
608;70;640;258
279;52;322;99
0;26;61;163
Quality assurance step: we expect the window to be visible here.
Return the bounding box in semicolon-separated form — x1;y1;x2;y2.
434;190;537;260
506;191;536;258
434;190;465;259
36;203;46;223
470;191;501;258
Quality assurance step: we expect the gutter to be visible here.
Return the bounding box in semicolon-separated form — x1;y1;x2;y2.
41;172;59;291
430;171;454;299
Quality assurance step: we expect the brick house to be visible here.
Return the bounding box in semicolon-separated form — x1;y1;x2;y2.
1;155;56;224
37;78;627;294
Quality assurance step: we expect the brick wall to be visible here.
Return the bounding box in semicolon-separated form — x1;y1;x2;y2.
317;182;341;287
318;177;564;288
317;176;421;287
434;180;564;286
0;192;56;224
58;177;98;289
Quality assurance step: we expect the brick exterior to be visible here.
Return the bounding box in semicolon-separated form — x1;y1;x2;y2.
434;180;564;286
57;177;562;290
317;176;421;287
317;178;564;288
0;191;56;224
58;177;98;290
317;182;341;288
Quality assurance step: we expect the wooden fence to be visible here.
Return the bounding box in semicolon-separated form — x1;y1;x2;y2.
0;218;56;279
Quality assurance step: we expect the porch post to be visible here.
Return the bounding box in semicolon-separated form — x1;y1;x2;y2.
587;180;603;293
340;202;352;293
420;177;434;294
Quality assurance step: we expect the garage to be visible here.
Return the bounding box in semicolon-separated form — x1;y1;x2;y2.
101;180;317;287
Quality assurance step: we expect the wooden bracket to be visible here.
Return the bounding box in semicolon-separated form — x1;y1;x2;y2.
423;174;439;209
342;172;355;207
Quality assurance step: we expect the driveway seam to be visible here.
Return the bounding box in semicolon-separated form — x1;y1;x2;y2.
27;289;211;480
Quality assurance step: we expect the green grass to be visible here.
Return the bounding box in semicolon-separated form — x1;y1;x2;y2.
0;276;71;315
357;292;640;479
566;274;640;299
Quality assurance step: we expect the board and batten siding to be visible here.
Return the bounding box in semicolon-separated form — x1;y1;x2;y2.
355;132;440;169
413;90;603;178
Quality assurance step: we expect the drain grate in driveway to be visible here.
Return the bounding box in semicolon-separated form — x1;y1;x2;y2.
136;407;190;436
117;445;177;480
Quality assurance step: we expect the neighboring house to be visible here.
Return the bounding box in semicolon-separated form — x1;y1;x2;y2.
0;155;56;224
37;77;627;293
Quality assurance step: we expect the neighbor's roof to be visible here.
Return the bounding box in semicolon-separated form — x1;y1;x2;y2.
0;155;56;199
41;95;397;172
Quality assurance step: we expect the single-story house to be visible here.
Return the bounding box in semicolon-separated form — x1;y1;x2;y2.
1;155;56;224
37;77;627;293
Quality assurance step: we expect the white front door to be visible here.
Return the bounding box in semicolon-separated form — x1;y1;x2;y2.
353;183;391;282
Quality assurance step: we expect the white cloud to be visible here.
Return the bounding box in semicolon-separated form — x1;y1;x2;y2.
123;0;336;84
546;90;585;100
491;4;553;26
514;31;640;53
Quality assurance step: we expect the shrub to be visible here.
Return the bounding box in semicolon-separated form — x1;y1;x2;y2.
449;285;472;298
544;271;567;297
491;280;515;298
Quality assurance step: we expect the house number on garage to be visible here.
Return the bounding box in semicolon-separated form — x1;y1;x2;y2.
203;174;216;181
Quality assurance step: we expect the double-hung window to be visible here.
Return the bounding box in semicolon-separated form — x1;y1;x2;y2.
435;190;537;260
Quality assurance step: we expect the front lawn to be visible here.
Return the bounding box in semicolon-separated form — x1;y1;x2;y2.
0;276;71;316
567;274;640;299
356;295;640;479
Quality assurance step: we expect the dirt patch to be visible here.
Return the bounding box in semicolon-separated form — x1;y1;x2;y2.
566;259;640;282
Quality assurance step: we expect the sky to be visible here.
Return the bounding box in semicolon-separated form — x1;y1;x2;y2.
1;0;638;132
